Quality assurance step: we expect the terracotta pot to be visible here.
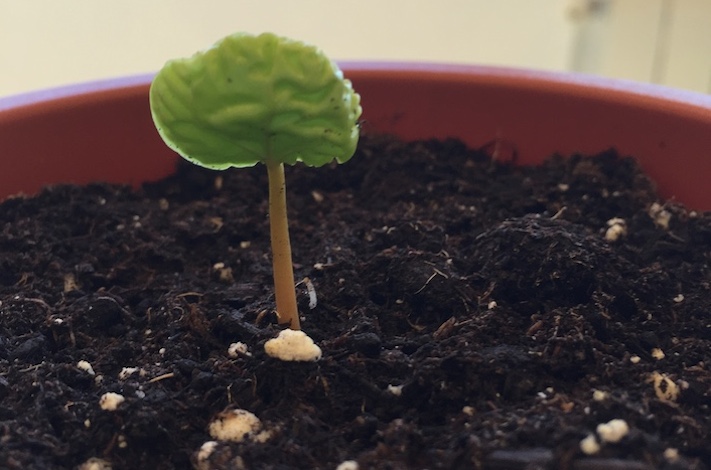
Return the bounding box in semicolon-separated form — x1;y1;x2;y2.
1;63;711;209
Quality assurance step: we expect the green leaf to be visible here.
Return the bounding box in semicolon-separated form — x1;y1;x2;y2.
149;32;362;169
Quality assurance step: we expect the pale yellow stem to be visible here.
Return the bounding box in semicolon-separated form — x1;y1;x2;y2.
266;161;300;330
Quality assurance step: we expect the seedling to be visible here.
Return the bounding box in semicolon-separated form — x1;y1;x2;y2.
150;32;361;330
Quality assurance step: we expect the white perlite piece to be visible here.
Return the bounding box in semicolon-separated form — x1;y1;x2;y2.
604;217;627;242
664;448;680;462
596;419;629;443
118;367;139;380
386;384;403;396
264;329;322;362
651;348;665;360
228;342;252;358
195;441;218;470
77;360;95;376
579;433;600;455
99;392;125;411
208;409;270;443
77;457;113;470
336;461;359;470
592;389;609;402
648;202;671;229
311;190;325;203
651;371;680;401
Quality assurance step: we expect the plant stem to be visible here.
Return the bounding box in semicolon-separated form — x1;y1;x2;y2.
266;161;301;330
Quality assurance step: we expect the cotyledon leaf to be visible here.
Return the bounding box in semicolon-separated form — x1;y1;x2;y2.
149;32;362;169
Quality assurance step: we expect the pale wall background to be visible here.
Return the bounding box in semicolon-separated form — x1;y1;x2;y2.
1;0;710;98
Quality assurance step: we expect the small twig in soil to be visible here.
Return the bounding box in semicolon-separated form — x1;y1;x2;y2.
19;363;44;373
526;319;544;336
147;372;175;384
414;268;448;295
23;297;52;311
295;277;317;309
477;281;497;307
255;309;269;324
102;433;119;458
176;292;204;299
14;272;30;287
433;316;457;340
550;206;567;220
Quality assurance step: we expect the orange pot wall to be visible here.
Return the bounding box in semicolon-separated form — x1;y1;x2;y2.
1;64;711;209
0;79;176;200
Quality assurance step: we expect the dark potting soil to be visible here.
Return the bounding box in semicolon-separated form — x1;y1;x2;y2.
1;134;710;470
